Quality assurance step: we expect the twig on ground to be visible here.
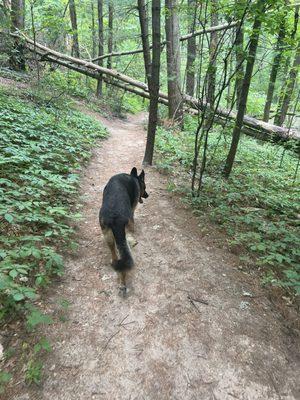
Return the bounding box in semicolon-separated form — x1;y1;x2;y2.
187;294;209;306
101;330;121;353
117;314;136;330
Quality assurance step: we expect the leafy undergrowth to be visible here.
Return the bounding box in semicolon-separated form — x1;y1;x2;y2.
0;85;107;321
156;117;300;298
37;68;147;116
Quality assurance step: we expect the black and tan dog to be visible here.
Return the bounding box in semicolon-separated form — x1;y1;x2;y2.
99;167;148;294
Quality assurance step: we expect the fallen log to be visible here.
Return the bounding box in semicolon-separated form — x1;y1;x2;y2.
15;32;300;145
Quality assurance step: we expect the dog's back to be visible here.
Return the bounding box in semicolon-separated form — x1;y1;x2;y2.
100;173;139;225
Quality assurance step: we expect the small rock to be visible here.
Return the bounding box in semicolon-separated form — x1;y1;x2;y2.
0;343;3;360
242;290;253;298
239;301;250;310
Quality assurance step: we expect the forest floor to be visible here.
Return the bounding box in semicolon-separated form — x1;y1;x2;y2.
5;107;300;400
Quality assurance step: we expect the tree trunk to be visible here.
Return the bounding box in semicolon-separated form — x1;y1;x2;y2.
207;0;218;107
143;0;161;165
10;0;25;70
274;42;300;126
274;5;300;126
91;0;97;59
223;0;264;178
138;0;151;85
235;1;244;109
226;33;234;108
186;0;197;97
107;1;114;69
96;0;104;96
263;20;286;122
165;0;183;124
69;0;80;58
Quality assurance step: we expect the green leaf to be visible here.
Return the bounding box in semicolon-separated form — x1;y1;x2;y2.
4;214;13;223
13;292;25;301
9;270;18;279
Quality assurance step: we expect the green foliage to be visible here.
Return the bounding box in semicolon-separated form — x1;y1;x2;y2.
0;86;107;320
0;371;12;394
24;336;52;386
33;337;52;354
25;359;43;385
40;69;95;100
26;307;53;331
156;118;300;295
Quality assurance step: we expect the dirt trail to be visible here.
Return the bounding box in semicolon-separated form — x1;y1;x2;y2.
12;111;299;400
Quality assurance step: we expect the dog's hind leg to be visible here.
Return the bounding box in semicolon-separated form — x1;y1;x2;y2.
118;271;128;297
127;218;135;233
102;228;118;264
126;219;138;248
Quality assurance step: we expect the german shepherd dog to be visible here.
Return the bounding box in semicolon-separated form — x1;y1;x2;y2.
99;167;148;294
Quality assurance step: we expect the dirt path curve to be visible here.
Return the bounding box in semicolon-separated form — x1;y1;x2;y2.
16;111;299;400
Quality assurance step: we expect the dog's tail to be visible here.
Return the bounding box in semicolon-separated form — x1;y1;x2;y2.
111;222;134;272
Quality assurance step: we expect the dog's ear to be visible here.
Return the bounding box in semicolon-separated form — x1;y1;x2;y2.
139;169;145;180
130;167;138;177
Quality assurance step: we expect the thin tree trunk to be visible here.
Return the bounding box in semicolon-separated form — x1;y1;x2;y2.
207;0;218;107
235;0;244;108
10;0;25;70
274;5;300;126
143;0;161;165
138;0;151;85
263;20;286;122
165;0;183;124
96;0;104;96
69;0;80;58
186;0;197;96
91;0;97;59
227;33;234;108
274;42;300;126
107;1;113;69
281;5;299;79
223;0;264;178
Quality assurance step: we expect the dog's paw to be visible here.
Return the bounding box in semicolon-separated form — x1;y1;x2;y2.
118;285;128;298
127;235;138;248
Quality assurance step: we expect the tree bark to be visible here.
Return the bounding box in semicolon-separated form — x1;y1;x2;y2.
143;0;161;165
107;1;113;69
69;0;80;58
263;20;286;122
274;42;300;126
223;0;264;178
207;0;218;107
138;0;151;85
186;0;197;96
10;0;25;70
234;0;245;109
96;0;104;96
91;0;97;59
274;5;300;126
165;0;183;124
